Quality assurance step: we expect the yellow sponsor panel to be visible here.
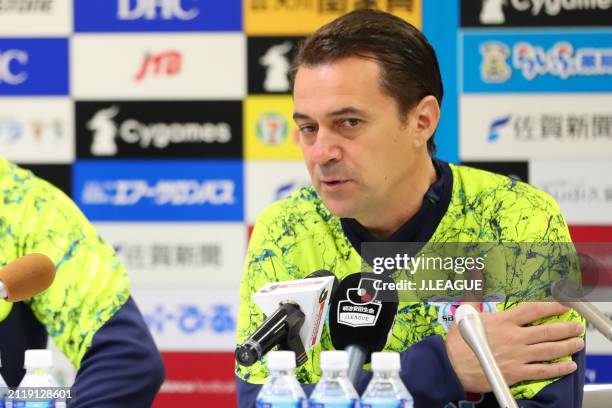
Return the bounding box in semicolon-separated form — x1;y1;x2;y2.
245;0;422;35
244;95;303;160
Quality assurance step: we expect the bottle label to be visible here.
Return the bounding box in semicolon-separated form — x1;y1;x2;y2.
360;400;413;408
13;401;55;408
308;400;357;408
256;399;305;408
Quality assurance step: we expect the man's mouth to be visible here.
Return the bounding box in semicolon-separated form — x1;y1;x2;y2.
320;179;350;190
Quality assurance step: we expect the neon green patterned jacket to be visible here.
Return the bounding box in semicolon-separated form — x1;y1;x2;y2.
236;162;584;401
0;158;130;369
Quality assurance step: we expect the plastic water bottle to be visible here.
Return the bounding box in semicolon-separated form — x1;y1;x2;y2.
360;352;413;408
256;350;306;408
309;351;358;408
0;353;8;408
13;349;64;408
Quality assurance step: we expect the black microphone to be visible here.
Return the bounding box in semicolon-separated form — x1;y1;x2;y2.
328;272;398;387
235;270;337;367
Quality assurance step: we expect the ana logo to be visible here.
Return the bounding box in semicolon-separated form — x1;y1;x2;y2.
82;179;235;206
260;42;292;92
135;49;182;82
337;278;383;328
479;0;505;24
256;113;288;146
0;50;28;85
487;115;511;142
88;106;119;156
117;0;199;21
480;42;512;83
0;119;23;144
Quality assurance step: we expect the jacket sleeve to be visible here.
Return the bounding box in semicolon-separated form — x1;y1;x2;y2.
70;297;165;407
1;165;164;405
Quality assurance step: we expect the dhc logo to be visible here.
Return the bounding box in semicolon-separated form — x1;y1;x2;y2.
74;0;241;32
117;0;199;21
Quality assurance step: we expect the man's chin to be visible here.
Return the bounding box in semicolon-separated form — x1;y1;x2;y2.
319;197;357;218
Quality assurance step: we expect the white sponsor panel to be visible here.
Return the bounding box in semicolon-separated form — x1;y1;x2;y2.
583;287;612;356
94;222;246;289
0;0;71;36
132;288;239;352
246;161;311;224
72;34;246;99
530;160;612;225
460;94;612;160
0;98;73;163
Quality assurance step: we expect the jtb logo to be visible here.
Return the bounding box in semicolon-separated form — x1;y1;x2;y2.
0;50;28;85
117;0;199;20
135;50;182;82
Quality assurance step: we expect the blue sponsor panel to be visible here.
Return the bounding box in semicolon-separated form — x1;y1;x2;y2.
74;0;241;32
586;355;612;384
0;38;69;95
73;160;244;221
424;0;459;163
462;30;612;93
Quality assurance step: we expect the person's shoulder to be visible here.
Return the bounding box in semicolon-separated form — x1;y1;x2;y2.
0;157;70;202
450;163;559;212
449;163;568;241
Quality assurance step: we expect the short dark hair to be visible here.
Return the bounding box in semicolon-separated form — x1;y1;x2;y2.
291;9;443;155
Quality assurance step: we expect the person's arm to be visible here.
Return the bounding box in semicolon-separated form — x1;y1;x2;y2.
400;335;465;407
6;166;164;405
513;348;585;407
70;297;165;408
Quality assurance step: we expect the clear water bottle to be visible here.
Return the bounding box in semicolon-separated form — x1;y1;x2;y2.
13;349;64;408
309;350;358;408
360;352;413;408
0;353;8;408
256;350;306;408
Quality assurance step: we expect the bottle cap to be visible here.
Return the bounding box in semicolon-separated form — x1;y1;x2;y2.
320;351;349;371
24;349;52;369
371;352;401;371
267;351;296;370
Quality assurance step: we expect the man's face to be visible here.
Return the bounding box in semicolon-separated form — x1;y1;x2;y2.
292;57;421;220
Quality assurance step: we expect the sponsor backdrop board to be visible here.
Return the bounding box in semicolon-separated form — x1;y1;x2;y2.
1;1;611;406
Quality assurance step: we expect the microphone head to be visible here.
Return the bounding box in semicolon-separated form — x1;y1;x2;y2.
0;254;56;302
328;272;398;354
551;279;581;304
307;270;339;298
455;304;479;325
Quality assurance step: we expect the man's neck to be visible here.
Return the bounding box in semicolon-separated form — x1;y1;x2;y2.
357;158;438;240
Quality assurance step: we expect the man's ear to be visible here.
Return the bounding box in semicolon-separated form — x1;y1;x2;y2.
412;95;440;148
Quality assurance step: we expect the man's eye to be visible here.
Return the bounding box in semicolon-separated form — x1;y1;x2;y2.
299;125;317;134
340;119;360;128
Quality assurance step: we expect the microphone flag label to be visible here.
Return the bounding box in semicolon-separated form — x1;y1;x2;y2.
337;278;382;328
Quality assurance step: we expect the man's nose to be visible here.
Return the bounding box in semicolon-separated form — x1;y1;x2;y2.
308;128;342;165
